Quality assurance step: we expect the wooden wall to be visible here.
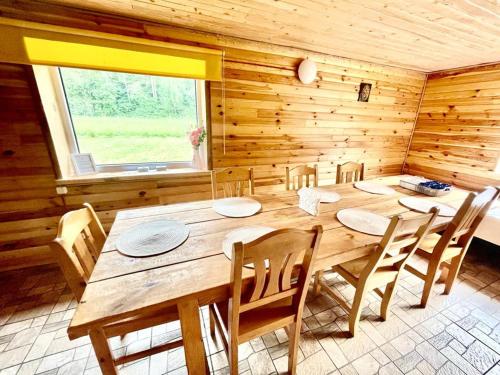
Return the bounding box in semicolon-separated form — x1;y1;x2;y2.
0;63;62;270
0;2;426;271
210;48;425;189
405;64;500;190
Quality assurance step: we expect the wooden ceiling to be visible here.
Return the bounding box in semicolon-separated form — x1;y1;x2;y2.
17;0;500;72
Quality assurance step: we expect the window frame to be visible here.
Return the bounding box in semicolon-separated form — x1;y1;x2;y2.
56;67;206;173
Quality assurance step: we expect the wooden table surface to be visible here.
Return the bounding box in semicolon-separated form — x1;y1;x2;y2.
68;175;470;339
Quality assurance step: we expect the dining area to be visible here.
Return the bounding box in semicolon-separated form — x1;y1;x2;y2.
52;163;498;375
1;2;500;374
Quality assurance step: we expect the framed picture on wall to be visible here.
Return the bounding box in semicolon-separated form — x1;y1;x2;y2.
71;153;97;175
358;83;372;102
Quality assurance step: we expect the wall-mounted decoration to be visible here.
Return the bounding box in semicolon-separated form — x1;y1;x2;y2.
71;153;96;175
358;82;372;102
298;58;317;84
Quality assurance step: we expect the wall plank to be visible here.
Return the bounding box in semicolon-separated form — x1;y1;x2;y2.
405;65;500;191
0;63;61;270
0;4;425;271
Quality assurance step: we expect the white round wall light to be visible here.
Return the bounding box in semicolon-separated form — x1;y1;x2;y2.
298;58;317;84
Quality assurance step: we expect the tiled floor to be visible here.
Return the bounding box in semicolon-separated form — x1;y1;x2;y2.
0;244;499;375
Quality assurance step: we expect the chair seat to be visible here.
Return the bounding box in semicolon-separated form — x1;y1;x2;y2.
405;251;430;276
336;255;399;289
418;233;442;254
338;255;372;277
213;298;295;342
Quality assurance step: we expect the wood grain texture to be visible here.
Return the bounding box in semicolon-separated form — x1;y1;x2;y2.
0;63;62;271
405;64;500;190
0;3;427;271
9;0;500;71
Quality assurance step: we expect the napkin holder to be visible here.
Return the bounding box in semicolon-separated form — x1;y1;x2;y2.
298;187;321;216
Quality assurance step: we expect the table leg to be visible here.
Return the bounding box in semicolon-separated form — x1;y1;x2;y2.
178;299;208;374
89;328;117;375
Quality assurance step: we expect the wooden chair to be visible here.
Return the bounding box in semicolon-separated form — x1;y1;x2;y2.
405;186;500;307
285;164;319;190
50;203;187;372
211;167;255;199
209;226;323;375
336;162;364;184
313;208;439;336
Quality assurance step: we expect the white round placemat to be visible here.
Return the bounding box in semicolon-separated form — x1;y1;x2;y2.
337;208;390;236
354;181;396;195
213;197;262;218
310;187;342;203
223;226;275;268
116;220;189;257
399;197;457;217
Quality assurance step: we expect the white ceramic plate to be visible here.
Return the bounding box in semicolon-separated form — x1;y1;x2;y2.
116;220;189;257
213;197;262;218
399;197;457;217
354;181;396;195
337;208;390;236
222;226;276;268
310;187;342;203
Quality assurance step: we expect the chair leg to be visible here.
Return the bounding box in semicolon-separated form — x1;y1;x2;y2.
349;287;367;337
287;321;301;375
313;270;323;296
421;259;441;308
380;280;397;321
209;306;216;338
444;255;464;295
228;338;239;375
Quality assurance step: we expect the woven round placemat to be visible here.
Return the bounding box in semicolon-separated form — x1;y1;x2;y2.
116;220;189;257
337;208;390;236
399;197;457;217
310;187;342;203
354;181;396;195
223;226;275;268
213;197;262;218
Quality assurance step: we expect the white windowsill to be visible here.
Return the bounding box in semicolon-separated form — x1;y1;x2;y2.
56;167;210;186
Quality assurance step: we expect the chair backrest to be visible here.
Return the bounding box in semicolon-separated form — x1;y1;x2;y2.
336;162;364;184
434;186;500;255
359;208;439;282
229;226;322;338
211;167;255;199
49;203;106;301
285;164;319;190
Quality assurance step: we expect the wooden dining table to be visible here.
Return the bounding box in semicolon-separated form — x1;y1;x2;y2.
67;175;471;374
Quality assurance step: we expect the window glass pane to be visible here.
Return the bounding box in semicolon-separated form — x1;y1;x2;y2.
59;67;197;165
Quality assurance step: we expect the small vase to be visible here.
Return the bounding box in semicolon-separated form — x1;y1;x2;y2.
192;147;203;170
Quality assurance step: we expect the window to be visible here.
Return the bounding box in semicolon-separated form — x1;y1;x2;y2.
44;67;206;174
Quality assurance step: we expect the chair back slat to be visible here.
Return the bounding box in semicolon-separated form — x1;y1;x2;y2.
435;186;499;253
229;226;322;337
359;208;439;280
249;259;267;302
336;162;364;184
286;165;319;190
211;168;255;199
73;233;95;278
50;203;106;301
281;252;300;290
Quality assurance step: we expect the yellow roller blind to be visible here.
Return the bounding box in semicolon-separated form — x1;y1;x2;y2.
0;18;222;81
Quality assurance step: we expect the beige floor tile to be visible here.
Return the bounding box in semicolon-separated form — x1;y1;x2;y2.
352;353;379;375
296;350;336;375
0;345;31;370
